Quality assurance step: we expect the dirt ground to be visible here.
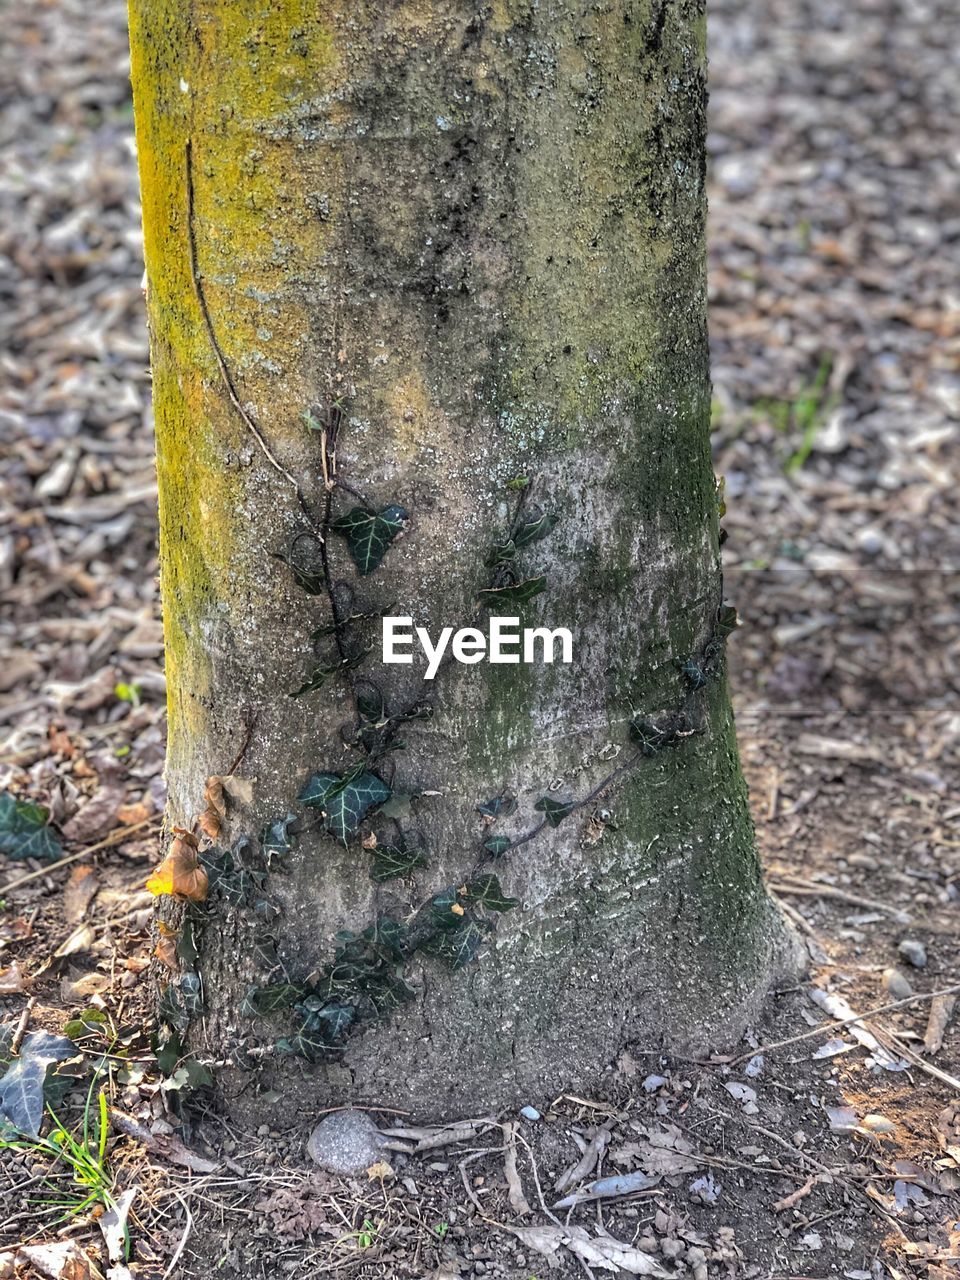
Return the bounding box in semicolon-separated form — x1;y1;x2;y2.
0;0;958;1278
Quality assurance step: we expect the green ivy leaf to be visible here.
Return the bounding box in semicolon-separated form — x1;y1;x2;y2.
513;510;558;549
290;649;370;698
260;813;296;860
298;772;342;807
370;843;427;883
180;971;204;1018
534;796;575;827
297;997;356;1043
715;603;739;638
176;920;199;967
330;504;408;576
482;836;512;858
361;973;416;1017
477;793;517;820
421;920;486;971
242;984;305;1017
425;886;467;932
463;873;520;912
360;915;410;963
273;533;326;595
321;771;392;844
487;539;517;567
0;792;62;863
0;1030;78;1138
477;576;546;607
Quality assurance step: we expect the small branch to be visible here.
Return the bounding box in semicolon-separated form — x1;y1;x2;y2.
185;140;322;537
729;983;960;1064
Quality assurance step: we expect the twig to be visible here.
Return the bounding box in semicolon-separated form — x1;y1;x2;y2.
869;1021;960;1092
225;714;257;777
0;818;160;896
162;1188;194;1280
729;983;960;1064
11;996;36;1054
184;140;321;537
768;877;910;922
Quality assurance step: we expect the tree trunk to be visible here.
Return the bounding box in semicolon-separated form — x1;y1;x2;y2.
129;0;800;1119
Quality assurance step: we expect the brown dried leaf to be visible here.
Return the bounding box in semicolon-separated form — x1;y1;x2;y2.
63;864;99;924
0;961;27;994
146;831;208;902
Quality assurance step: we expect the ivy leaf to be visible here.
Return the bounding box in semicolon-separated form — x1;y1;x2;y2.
356;686;385;723
421;920;486;971
680;659;708;690
512;510;558;549
321;771;392;844
242;984;305;1017
425;886;468;932
0;1030;78;1138
377;792;416;820
477;793;517;820
274;533;326;595
179;971;203;1018
260;813;296;861
477;576;546;607
487;539;517;567
361;973;416;1017
463;874;519;912
330;504;408;576
482;836;512;858
290;649;370;698
715;603;739;638
360;915;411;962
0;792;62;863
534;796;575;828
276;1032;336;1062
298;772;342;808
158;983;189;1035
370;844;427;883
297;998;356;1043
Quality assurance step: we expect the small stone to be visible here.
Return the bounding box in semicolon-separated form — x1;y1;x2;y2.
882;967;913;999
519;1105;540;1121
898;939;927;969
307;1109;385;1174
642;1074;668;1092
860;1114;895;1134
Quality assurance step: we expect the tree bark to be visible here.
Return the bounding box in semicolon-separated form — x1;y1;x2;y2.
129;0;800;1119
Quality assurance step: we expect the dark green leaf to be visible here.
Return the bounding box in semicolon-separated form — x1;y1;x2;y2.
370;844;427;883
477;576;546;607
361;973;416;1017
153;1030;182;1075
273;532;326;595
463;873;520;912
425;886;467;932
330;504;408;576
377;792;416;820
421;920;485;971
260;813;296;860
357;687;385;723
158;983;189;1035
179;971;204;1018
297;998;356;1044
477;793;517;820
298;772;342;808
242;984;305;1016
360;915;410;962
251;930;280;968
513;510;558;549
0;1030;78;1138
715;603;739;638
681;659;708;690
534;796;575;827
290;649;370;698
482;836;512;858
321;771;392;844
0;792;62;863
487;539;517;567
176;920;199;967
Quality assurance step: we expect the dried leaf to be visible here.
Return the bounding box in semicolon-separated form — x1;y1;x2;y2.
63;865;99;924
146;831;208;902
98;1188;136;1264
0;961;27;994
503;1121;532;1216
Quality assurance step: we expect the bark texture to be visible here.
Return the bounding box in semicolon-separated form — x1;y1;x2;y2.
129;0;800;1119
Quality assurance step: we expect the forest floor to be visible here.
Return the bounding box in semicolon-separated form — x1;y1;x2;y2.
1;0;958;1278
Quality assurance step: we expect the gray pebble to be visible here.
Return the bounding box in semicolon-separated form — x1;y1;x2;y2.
882;967;913;1000
306;1109;384;1174
898;938;927;969
519;1105;541;1121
